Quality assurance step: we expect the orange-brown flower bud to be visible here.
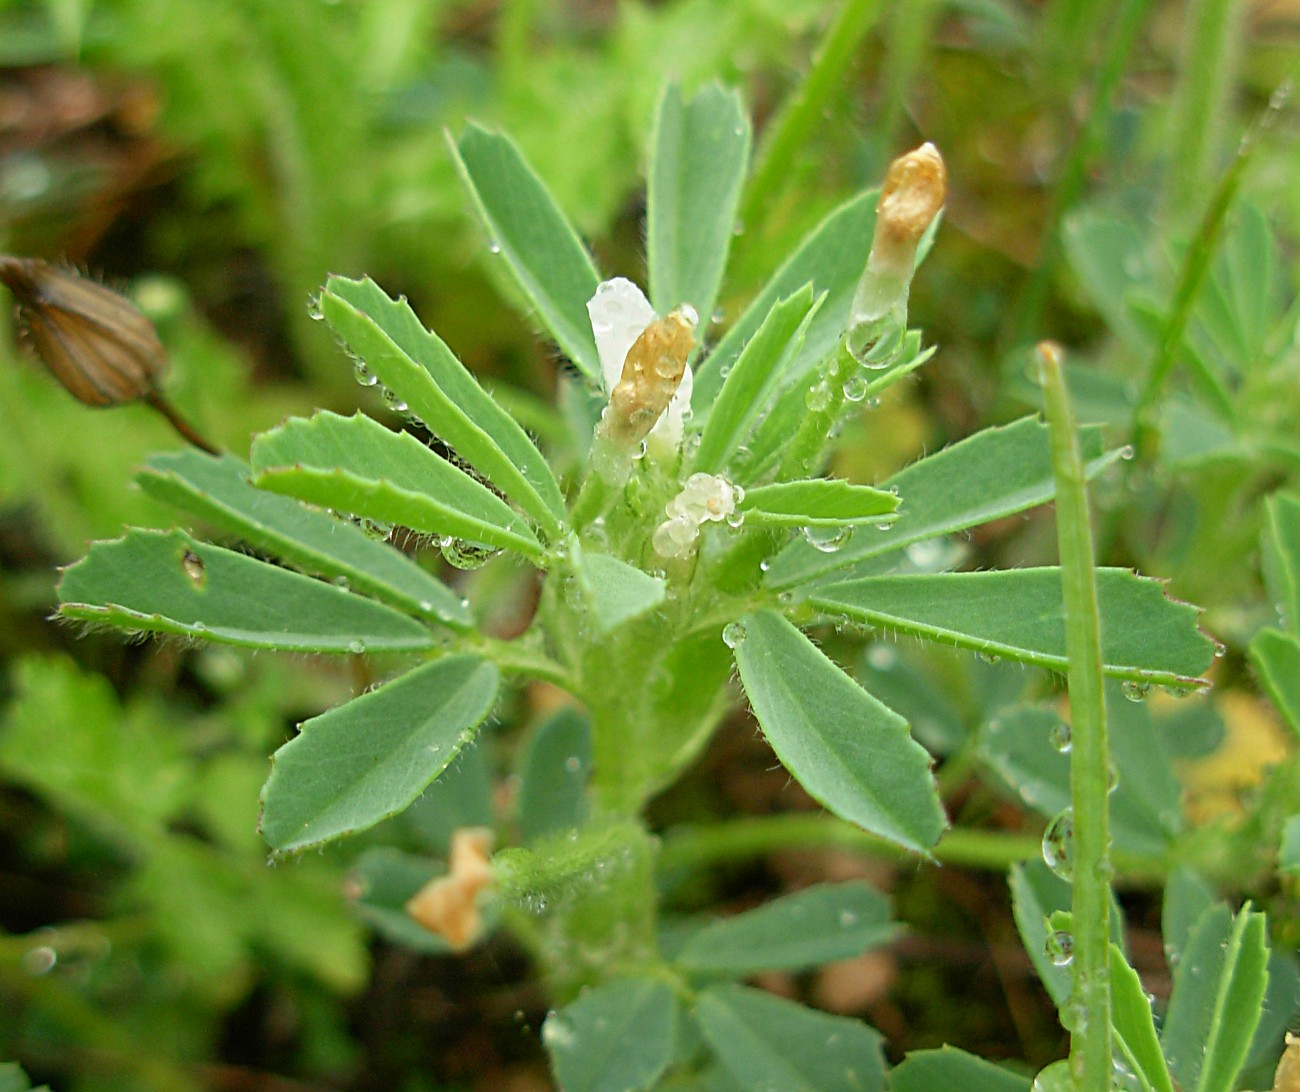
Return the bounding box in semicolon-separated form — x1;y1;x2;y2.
404;827;495;951
599;305;696;448
0;256;166;406
874;142;947;263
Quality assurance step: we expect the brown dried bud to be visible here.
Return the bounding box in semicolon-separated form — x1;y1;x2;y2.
875;142;947;256
1275;1033;1300;1092
0;256;166;406
404;827;494;951
599;305;696;447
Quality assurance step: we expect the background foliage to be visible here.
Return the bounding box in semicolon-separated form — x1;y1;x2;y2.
0;0;1297;1088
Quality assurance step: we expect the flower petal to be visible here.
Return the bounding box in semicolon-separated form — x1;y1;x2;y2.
587;277;656;393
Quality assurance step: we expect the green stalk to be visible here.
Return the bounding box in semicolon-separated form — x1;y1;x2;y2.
876;0;942;148
1164;0;1242;226
738;0;884;233
1131;113;1265;453
1038;344;1111;1088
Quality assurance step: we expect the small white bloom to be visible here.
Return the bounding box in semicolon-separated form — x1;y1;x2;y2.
586;277;694;447
652;472;738;559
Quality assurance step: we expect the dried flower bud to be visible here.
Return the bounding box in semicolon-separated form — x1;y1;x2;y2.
599;305;697;448
404;827;494;951
0;256;166;406
875;142;947;261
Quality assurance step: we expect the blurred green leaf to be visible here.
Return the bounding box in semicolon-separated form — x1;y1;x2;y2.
695;983;885;1092
1263;494;1300;637
347;848;454;955
810;568;1215;689
137;451;470;630
674;881;897;977
738;478;899;528
320;276;566;538
764;417;1117;589
732;610;945;854
250;411;544;559
889;1046;1032;1091
259;656;499;853
517;708;592;844
451;124;603;381
1248;629;1300;740
58;529;435;653
647;82;750;333
0;1062;51;1092
543;976;679;1092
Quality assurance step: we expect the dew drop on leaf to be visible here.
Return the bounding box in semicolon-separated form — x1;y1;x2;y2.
802;525;851;553
1045;929;1074;967
1041;808;1074;881
440;538;501;570
842;375;869;402
722;621;747;649
1121;680;1152;702
1050;721;1072;754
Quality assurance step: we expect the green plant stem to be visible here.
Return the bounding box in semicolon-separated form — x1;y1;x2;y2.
738;0;884;233
1038;344;1111;1089
475;635;573;690
1131;118;1261;455
1164;0;1241;225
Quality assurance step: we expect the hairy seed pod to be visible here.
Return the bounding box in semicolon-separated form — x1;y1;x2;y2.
599;305;697;448
0;256;166;406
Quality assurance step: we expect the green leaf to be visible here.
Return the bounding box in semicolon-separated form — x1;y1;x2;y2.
1262;493;1300;636
58;529;435;653
347;848;452;954
400;737;494;854
1281;815;1300;875
450;123;603;381
517;708;592;843
674;880;897;977
738;478;900;528
1161;903;1270;1092
695;984;885;1092
691;287;819;475
259;655;499;853
647;82;750;332
980;697;1182;857
809;568;1215;689
1162;868;1217;971
1250;628;1300;740
889;1046;1032;1092
764;417;1118;589
137;450;470;630
250;411;544;560
1009;861;1073;1007
572;546;667;634
693;190;877;413
1110;943;1175;1092
320;276;565;538
543;976;679;1092
732;610;945;854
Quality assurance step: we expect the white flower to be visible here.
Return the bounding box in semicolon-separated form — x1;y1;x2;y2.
586;277;694;448
652;472;739;559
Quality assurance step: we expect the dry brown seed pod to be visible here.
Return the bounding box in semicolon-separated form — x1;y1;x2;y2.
0;256;218;453
0;255;166;406
600;305;697;447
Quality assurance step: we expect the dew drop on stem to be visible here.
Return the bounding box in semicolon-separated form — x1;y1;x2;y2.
1045;929;1074;967
1121;679;1152;702
1049;721;1072;754
722;621;747;649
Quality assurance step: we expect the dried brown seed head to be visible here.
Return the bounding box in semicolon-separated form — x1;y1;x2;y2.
600;305;696;448
0;256;166;406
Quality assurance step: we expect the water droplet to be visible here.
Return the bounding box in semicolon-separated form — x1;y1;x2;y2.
1041;808;1074;881
333;574;351;589
759;559;771;572
348;639;366;654
802;525;851;553
1121;679;1151;702
977;649;1001;664
711;308;726;326
904;539;943;568
1119;444;1136;461
845;316;898;369
1050;721;1072;754
564;756;582;773
382;388;408;413
307;295;324;320
805;381;832;412
418;599;435;613
440;538;502;570
866;644;897;670
22;946;57;976
722;621;748;649
725;510;745;528
843;375;869;402
839;910;858;927
181;549;206;587
354;359;378;387
1045;929;1074;967
487;240;502;254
